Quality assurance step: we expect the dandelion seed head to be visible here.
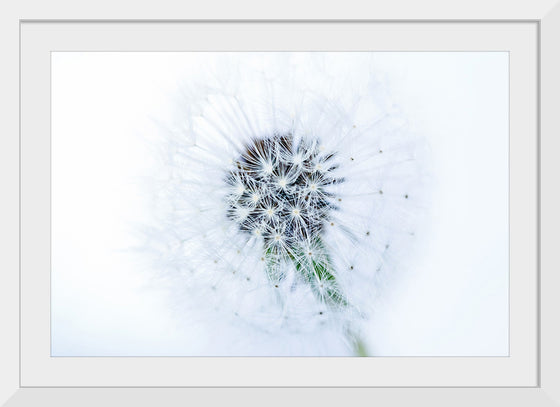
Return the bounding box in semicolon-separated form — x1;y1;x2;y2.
225;133;342;249
145;53;431;353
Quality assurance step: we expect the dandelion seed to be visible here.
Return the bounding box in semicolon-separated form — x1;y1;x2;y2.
277;178;288;189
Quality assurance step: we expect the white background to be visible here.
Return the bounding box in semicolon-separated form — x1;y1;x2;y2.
51;52;508;356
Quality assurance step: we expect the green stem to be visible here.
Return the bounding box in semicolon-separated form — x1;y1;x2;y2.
347;329;369;357
264;237;369;356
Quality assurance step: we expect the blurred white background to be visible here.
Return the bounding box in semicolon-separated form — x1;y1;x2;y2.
51;52;508;356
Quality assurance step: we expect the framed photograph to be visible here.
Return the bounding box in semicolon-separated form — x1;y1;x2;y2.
50;50;511;360
2;0;558;405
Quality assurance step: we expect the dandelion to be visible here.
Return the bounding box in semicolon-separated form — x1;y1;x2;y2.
145;53;428;356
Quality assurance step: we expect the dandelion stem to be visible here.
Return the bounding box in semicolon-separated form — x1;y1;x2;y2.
264;237;368;356
350;333;369;357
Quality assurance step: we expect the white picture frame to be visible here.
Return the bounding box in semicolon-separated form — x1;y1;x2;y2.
2;0;558;405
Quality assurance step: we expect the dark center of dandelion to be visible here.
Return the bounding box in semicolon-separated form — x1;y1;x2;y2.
225;133;343;251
